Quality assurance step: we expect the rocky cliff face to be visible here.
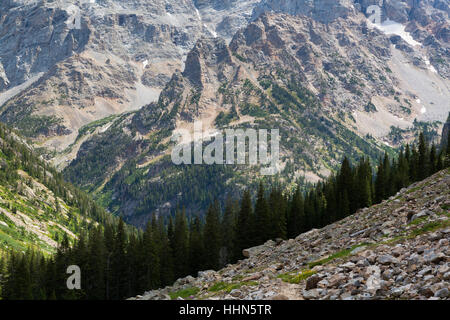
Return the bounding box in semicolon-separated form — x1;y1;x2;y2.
357;0;450;77
0;0;202;151
0;0;90;91
1;0;448;154
65;12;410;226
1;1;449;226
252;0;355;24
62;7;450;226
131;168;450;300
0;0;260;151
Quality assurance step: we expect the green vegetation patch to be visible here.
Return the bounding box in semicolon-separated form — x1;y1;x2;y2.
169;286;200;300
308;243;369;268
364;102;377;113
408;216;429;226
0;228;28;252
16;115;66;138
383;218;449;245
277;269;316;284
76;114;118;141
215;111;237;127
208;280;258;293
233;52;247;62
410;219;450;238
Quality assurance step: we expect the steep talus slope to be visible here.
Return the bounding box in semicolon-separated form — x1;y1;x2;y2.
0;123;116;254
132;168;450;300
64;12;406;226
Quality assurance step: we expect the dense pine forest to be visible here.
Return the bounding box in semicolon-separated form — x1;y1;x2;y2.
0;128;449;299
0;123;126;231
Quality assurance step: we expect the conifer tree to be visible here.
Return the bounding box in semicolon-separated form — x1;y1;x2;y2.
236;190;252;259
396;149;410;190
429;144;437;174
323;178;337;226
418;132;428;180
188;215;205;274
337;157;353;217
445;131;450;168
254;182;270;244
355;158;372;209
375;157;385;204
142;220;160;290
111;218;128;299
157;217;174;286
86;227;106;299
167;216;174;250
125;233;140;296
221;196;238;265
268;187;287;240
172;209;189;279
203;201;221;270
410;145;419;181
287;187;304;238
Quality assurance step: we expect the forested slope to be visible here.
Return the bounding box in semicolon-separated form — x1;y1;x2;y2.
0;123;122;254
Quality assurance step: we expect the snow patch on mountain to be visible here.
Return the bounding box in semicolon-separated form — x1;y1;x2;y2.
204;24;218;38
370;19;421;47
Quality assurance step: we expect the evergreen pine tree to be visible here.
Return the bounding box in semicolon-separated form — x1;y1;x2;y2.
86;227;106;299
221;196;238;265
254;182;271;244
375;157;385;203
142;220;160;291
418;132;429;180
203;201;221;270
157;217;174;286
188;215;205;274
110;218;128;299
172;209;189;279
236;190;252;259
337;157;353;217
268;187;287;240
288;187;304;238
445;131;450;168
429;143;437;174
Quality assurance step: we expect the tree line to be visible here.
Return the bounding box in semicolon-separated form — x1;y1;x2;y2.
0;130;449;299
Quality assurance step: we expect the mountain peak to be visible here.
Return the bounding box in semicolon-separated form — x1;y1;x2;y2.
183;37;232;88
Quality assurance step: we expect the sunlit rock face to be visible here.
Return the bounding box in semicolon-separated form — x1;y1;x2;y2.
0;0;448;221
252;0;355;23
